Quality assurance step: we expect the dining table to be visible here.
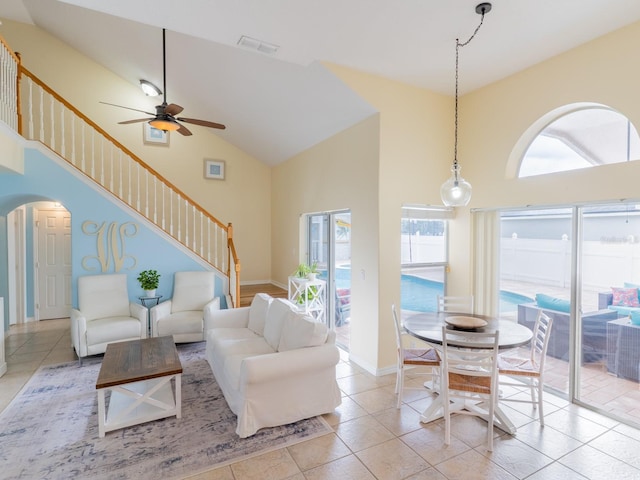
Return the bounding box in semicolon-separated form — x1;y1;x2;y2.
403;311;533;435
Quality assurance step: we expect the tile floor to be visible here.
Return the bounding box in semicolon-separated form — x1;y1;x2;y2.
3;319;640;479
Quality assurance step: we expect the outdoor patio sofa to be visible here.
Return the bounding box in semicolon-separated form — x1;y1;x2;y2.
517;294;618;362
205;293;341;437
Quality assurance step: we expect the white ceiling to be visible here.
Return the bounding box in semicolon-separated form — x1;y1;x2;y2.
3;0;640;166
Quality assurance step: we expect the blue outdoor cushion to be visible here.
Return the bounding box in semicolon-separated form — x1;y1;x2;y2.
535;293;571;313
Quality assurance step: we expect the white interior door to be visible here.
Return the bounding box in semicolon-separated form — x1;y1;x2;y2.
36;208;72;320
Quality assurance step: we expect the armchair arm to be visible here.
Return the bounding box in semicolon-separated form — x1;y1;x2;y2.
240;344;340;385
203;297;221;324
150;300;172;337
70;308;88;358
129;302;149;338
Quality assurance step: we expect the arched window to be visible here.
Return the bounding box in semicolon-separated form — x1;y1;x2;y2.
519;107;640;177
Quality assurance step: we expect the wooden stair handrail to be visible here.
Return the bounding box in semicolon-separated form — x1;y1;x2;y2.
19;65;227;232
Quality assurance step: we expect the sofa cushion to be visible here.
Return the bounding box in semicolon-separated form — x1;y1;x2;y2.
278;312;328;352
248;293;272;335
263;299;296;350
611;287;640;307
157;311;203;336
86;316;141;345
535;293;570;313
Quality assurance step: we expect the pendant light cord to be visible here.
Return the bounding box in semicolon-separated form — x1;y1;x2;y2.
454;7;488;168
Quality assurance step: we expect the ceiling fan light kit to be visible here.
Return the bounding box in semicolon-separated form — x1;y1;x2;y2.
440;2;492;207
139;79;161;97
101;28;226;136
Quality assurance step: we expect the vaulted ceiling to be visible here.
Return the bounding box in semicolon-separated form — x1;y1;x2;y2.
3;0;640;166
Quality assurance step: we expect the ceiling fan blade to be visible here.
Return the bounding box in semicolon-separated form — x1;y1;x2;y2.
177;117;226;130
165;103;184;116
118;118;151;125
176;122;193;136
100;101;154;116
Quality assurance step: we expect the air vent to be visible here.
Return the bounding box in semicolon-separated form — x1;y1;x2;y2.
237;35;279;55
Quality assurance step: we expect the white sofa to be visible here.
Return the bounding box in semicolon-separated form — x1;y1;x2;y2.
205;293;342;438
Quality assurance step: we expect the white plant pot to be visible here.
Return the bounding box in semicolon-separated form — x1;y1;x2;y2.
307;273;317;281
144;289;157;298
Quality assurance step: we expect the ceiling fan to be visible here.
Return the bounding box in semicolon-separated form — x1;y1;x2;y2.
101;28;225;136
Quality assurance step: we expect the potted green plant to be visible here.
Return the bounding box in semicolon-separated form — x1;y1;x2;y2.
137;269;160;297
292;262;319;281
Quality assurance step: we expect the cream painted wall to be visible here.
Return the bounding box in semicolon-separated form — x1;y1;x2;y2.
272;115;381;369
450;20;640;301
462;20;640;209
275;64;452;372
0;19;271;281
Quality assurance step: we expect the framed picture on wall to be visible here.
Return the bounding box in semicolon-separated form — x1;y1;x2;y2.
143;123;170;146
204;159;225;180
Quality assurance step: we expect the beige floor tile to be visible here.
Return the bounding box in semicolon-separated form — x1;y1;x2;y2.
588;429;640;469
230;449;300;480
435;449;517;480
404;468;448;480
322;395;368;427
287;433;351;471
302;454;376;480
351;387;398;414
335;415;395;452
486;434;555;478
543;408;610;443
559;444;640;479
526;461;589;480
513;420;583;459
372;405;424;437
338;372;385;395
400;422;471;465
356;438;429;480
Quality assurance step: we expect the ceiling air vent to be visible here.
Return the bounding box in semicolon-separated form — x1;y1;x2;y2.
237;35;279;55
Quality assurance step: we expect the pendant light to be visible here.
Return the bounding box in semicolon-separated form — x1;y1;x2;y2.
440;2;492;207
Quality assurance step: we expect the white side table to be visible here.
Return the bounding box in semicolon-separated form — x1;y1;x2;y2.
288;277;326;323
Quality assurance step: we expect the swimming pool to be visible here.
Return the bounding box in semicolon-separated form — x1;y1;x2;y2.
326;268;533;313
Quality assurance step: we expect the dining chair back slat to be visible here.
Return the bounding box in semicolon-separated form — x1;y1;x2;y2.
441;326;500;451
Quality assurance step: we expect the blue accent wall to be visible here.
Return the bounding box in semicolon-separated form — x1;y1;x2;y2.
0;147;226;328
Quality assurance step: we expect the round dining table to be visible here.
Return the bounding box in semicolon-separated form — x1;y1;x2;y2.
402;311;533;435
403;311;533;350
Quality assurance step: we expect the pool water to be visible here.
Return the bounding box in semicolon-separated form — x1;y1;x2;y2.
325;268;533;313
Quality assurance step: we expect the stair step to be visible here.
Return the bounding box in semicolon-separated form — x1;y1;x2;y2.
239;283;287;307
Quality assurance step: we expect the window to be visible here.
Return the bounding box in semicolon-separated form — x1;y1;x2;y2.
519;107;640;177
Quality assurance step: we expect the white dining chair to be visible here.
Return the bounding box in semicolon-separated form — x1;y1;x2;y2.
441;326;500;451
498;310;553;426
391;304;440;409
437;295;474;314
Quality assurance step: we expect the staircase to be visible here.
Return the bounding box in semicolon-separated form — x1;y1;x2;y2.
0;35;241;306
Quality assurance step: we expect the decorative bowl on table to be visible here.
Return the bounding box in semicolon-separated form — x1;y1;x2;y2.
445;315;488;330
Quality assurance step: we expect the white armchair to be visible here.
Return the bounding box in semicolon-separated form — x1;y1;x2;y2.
150;271;220;342
71;274;147;364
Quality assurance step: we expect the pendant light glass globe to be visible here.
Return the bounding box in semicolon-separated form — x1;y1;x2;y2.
440;163;472;207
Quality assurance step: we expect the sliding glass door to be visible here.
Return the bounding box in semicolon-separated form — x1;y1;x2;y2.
577;205;640;424
307;211;351;350
499;204;640;427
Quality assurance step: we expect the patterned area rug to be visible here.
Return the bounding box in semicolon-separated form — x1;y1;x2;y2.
0;343;332;479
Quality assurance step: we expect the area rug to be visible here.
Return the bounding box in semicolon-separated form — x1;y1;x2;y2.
0;343;332;480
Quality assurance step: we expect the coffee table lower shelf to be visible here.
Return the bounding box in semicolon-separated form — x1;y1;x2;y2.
97;374;182;438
